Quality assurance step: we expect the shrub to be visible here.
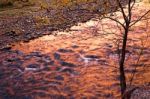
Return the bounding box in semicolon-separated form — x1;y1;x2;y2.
0;0;35;8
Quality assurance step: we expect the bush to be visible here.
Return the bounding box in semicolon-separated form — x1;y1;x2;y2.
0;0;35;8
0;0;13;8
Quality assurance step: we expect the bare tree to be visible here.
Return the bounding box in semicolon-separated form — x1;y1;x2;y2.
102;0;150;98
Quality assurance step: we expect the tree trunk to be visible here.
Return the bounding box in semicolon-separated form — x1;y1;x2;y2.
119;27;129;99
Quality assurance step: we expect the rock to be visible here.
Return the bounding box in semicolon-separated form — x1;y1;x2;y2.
0;46;12;51
71;45;79;48
53;52;61;60
24;55;32;60
42;67;51;71
30;52;42;57
6;58;23;66
23;39;30;43
7;63;21;68
27;64;40;68
54;75;64;81
43;61;54;66
49;81;62;85
41;56;51;63
58;48;73;53
15;50;24;56
60;67;74;74
5;31;18;37
84;55;100;59
25;68;38;71
105;43;113;48
6;58;20;62
59;67;79;75
97;59;107;62
60;61;76;67
2;60;10;66
97;59;108;65
24;33;33;40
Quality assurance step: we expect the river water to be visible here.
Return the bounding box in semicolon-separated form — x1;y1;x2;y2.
0;2;150;99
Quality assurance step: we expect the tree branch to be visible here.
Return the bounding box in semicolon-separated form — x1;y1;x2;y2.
103;16;125;28
130;9;150;27
117;0;128;23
